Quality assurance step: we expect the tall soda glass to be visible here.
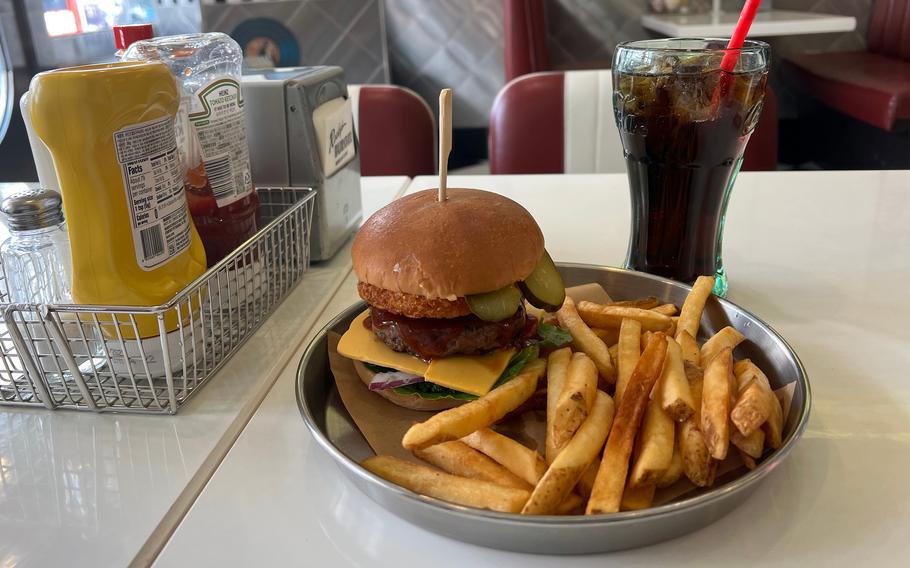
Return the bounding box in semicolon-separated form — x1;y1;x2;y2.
613;39;769;296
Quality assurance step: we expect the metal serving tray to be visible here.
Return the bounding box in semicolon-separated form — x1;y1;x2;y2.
296;265;811;554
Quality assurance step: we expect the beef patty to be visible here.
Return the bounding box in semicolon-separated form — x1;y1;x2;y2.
365;305;537;360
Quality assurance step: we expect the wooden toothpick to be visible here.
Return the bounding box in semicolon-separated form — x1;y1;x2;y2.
438;88;452;202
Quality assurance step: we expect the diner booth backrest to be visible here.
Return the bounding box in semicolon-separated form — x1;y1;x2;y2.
503;0;550;82
488;70;625;175
868;0;910;60
349;84;436;177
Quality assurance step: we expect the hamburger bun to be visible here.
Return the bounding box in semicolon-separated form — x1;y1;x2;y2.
353;360;466;411
352;189;544;303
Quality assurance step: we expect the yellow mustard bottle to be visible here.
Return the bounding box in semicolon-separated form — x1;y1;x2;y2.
28;61;207;338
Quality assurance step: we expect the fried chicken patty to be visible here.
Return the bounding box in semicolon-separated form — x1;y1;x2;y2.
357;281;471;318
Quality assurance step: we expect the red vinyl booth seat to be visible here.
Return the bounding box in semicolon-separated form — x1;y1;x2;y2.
787;0;910;131
787;52;910;131
351;85;435;177
489;73;564;174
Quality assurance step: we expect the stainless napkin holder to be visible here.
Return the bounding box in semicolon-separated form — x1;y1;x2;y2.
243;66;362;261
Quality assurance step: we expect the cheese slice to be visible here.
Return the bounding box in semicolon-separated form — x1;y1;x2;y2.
425;348;516;396
337;310;516;396
337;311;428;376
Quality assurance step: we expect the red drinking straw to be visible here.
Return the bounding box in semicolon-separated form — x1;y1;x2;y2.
711;0;762;115
720;0;763;72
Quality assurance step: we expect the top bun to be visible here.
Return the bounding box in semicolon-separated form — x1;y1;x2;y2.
353;189;545;299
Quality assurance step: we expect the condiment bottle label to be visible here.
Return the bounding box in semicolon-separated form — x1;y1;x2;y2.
113;116;194;271
188;76;254;207
312;96;357;177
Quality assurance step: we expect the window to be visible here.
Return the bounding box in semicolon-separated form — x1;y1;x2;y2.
43;0;157;38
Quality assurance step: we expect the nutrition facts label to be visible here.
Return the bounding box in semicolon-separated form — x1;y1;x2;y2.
114;116;193;270
189;77;253;207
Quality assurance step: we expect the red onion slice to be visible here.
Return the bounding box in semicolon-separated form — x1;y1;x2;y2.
369;371;424;391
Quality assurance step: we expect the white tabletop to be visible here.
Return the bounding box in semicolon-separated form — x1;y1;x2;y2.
641;9;857;37
157;171;910;566
0;176;409;567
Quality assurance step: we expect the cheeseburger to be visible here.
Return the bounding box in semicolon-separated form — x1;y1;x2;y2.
338;188;569;410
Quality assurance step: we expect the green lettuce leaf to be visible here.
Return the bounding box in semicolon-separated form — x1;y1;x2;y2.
364;362;397;374
536;322;572;350
491;344;539;389
391;381;478;401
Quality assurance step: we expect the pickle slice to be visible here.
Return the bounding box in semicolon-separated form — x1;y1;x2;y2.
466;284;523;322
519;250;566;311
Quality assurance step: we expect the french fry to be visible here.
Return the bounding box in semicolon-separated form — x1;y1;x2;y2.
733;359;757;383
402;359;545;450
576;301;673;332
522;391;614;515
545;347;571;464
462;428;547;486
678;422;712;487
503;386;547;420
362;455;530;513
764;392;785;450
576;462;598;500
608;296;660;309
640;330;655;352
557;297;616;384
677;275;715;339
591;327;620;345
701;347;733;460
733;365;753;392
586;333;668;514
734;360;784;449
620;483;655;511
614;318;642;405
705;459;718;485
552;352;598;449
684;360;703;384
651;304;678;317
678;365;713;487
731;426;765;459
731;380;772;437
667;316;678;337
739;449;758;470
414;441;531;490
657;442;684;488
608;343;618;363
554;492;584;515
700;326;746;365
676;330;700;367
659;337;695;421
629;392;675;487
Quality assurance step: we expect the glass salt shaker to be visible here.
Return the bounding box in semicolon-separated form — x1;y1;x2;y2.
0;188;73;304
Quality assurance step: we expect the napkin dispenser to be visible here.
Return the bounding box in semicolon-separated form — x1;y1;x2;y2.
242;66;362;261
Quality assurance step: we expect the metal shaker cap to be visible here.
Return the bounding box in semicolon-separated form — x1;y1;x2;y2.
1;188;65;231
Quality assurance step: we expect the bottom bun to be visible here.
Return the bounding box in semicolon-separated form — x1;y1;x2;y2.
353;360;466;412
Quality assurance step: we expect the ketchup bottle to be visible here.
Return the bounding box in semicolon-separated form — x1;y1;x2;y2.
122;33;260;267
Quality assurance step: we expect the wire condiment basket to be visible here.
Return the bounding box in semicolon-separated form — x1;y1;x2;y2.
0;186;316;414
